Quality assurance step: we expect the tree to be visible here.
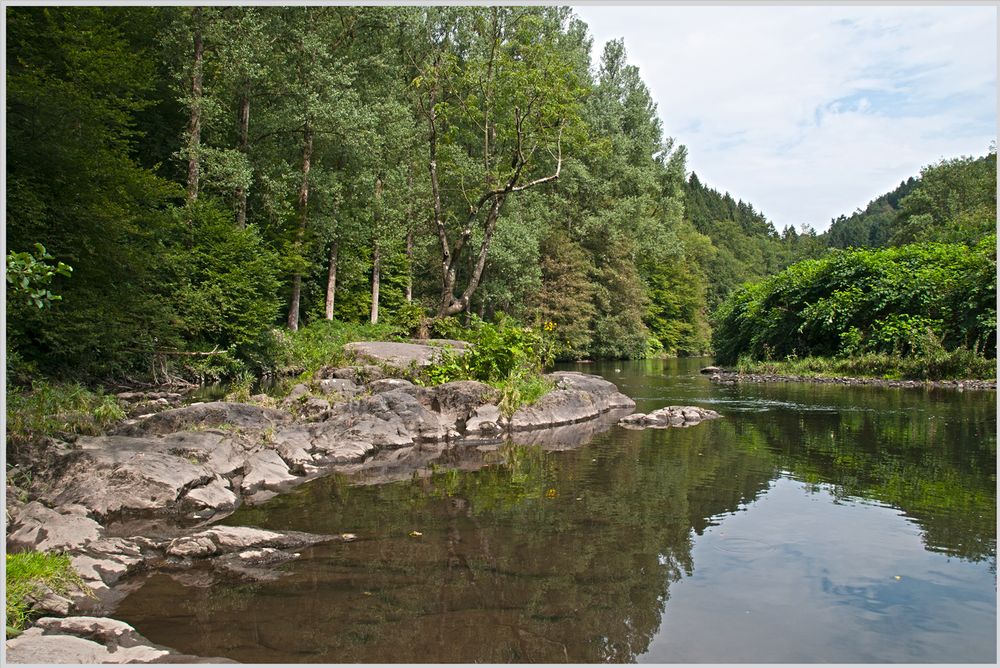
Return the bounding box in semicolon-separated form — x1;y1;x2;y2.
407;7;586;320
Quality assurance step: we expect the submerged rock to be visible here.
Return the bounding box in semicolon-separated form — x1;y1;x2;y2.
166;525;334;559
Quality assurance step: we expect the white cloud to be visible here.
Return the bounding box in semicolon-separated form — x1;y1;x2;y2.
573;5;997;231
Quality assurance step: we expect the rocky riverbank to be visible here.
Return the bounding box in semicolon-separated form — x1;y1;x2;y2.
704;368;996;390
6;346;640;663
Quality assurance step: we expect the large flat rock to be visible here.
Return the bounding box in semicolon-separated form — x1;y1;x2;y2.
344;341;461;369
6;616;235;664
114;401;290;436
508;372;635;431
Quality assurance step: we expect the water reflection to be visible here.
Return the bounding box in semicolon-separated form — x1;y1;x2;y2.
113;358;996;663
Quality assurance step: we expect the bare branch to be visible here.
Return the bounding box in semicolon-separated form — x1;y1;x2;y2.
511;122;563;192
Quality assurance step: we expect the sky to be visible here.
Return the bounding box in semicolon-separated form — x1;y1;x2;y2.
572;4;997;233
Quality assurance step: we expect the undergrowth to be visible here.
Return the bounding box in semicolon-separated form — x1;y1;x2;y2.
420;317;557;417
6;551;86;636
6;380;125;464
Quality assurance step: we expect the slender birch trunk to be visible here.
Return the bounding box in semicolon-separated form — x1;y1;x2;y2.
287;126;313;332
325;240;338;320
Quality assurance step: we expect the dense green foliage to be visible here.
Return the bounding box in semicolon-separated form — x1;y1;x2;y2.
682;173;826;310
712;148;997;378
6;551;86;634
712;238;997;376
5;5;743;381
421;318;556;416
6;6;994;386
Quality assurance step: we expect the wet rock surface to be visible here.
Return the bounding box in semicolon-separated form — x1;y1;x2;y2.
619;405;722;429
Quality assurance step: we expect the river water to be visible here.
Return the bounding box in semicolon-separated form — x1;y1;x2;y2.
113;358;996;663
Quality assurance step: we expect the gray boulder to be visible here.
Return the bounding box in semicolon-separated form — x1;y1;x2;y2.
508;372;634;432
317;378;362;399
618;405;721;429
7;502;103;553
429;381;500;428
368;378;415;394
344;340;455;370
241;448;297;495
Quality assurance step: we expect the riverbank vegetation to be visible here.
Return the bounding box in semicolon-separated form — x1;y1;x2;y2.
712;152;996;380
6;6;995;398
6;551;86;634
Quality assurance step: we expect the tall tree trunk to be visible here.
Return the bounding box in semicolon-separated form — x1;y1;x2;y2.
370;244;381;325
370;176;383;325
235;89;250;227
405;170;414;304
325;240;338;320
287;126;313;332
185;8;204;206
405;227;413;304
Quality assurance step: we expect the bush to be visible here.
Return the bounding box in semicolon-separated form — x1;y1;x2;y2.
421;316;556;415
734;350;995;381
712;240;997;369
167;200;282;352
422;316;554;385
284;319;406;378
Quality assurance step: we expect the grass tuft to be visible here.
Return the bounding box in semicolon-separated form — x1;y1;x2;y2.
6;551;86;635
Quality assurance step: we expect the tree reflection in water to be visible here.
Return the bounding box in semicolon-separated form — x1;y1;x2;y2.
113;364;995;663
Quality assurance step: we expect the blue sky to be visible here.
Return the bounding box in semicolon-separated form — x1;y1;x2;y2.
572;5;997;232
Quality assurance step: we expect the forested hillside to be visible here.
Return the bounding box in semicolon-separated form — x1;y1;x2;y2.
6;5;771;383
825;152;995;250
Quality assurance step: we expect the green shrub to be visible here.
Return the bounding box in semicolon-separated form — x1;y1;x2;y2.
420;316;557;414
422;316;554;385
284;319;406;378
712;239;997;370
734;350;995;381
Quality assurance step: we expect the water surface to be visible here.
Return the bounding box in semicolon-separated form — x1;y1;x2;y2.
114;358;996;662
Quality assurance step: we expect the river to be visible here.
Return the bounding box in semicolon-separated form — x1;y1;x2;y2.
112;358;997;662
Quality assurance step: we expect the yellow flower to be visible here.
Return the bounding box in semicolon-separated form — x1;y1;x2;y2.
545;488;558;498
